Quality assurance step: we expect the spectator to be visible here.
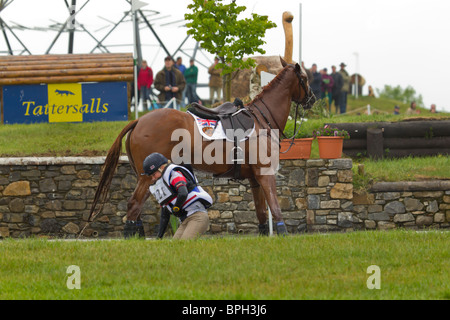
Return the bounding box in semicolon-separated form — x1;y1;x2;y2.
331;65;343;113
393;105;400;115
320;68;334;111
174;57;187;108
368;85;375;97
137;60;153;111
430;104;438;113
184;58;202;104
175;56;186;74
309;63;322;101
338;62;350;114
208;57;222;104
406;101;421;115
154;56;186;108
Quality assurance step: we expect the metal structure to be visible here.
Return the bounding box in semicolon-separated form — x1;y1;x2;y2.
0;0;31;54
0;0;208;67
0;0;214;113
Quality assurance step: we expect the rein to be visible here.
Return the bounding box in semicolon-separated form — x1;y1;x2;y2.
278;101;306;154
250;66;313;154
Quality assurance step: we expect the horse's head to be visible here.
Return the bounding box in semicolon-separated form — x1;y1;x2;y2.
280;57;316;109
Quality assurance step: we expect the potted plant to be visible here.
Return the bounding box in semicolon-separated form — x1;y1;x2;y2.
280;122;314;160
313;125;350;159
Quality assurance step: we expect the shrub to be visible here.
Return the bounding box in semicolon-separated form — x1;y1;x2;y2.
313;125;350;139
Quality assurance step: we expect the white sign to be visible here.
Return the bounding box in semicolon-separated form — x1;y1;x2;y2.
131;0;148;12
261;71;276;87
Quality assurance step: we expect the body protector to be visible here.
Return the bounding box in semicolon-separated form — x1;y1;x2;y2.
149;164;213;217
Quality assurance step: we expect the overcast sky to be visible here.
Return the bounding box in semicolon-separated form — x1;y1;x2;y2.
2;0;450;111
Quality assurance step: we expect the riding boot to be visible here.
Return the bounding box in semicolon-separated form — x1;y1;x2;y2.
275;221;288;236
258;223;269;236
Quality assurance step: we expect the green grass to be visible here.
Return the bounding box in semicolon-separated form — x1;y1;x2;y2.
0;230;448;299
0;121;128;157
353;155;450;185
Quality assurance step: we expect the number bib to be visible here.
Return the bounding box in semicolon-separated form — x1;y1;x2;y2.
149;178;176;205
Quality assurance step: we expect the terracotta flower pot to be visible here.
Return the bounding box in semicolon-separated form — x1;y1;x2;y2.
279;138;313;160
317;136;344;159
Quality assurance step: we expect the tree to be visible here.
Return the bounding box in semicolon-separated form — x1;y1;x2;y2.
376;85;424;106
185;0;276;101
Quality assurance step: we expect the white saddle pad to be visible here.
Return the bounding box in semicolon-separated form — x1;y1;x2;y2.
187;111;254;142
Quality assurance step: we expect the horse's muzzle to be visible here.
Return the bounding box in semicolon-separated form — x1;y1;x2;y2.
302;91;316;110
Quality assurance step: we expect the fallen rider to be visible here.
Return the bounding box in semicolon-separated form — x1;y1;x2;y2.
142;152;213;239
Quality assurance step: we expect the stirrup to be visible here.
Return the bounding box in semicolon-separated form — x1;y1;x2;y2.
230;146;244;163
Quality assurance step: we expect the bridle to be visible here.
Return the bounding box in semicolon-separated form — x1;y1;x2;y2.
248;64;315;154
285;66;315;141
293;66;315;108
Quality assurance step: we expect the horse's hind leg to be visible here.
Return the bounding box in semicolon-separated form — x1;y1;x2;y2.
124;177;151;238
252;173;288;235
249;178;269;236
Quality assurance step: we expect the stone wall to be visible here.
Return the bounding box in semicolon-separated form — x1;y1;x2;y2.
0;157;448;238
199;158;354;235
353;187;450;230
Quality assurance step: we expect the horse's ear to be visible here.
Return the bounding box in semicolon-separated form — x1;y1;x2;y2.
295;63;302;73
280;56;287;68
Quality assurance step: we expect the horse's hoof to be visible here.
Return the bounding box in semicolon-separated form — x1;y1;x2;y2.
258;223;269;236
124;220;146;239
276;221;288;236
134;220;145;238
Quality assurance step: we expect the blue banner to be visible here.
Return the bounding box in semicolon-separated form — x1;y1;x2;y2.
2;82;128;124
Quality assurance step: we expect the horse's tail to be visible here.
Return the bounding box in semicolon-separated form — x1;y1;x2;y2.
88;120;139;222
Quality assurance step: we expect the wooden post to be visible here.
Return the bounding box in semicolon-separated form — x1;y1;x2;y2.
358;164;365;176
366;128;384;159
282;11;294;64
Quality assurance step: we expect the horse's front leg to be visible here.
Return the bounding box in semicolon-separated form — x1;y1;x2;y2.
124;177;151;238
249;178;269;236
252;173;288;235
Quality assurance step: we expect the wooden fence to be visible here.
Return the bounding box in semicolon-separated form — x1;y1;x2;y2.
0;53;134;122
329;120;450;159
0;53;133;85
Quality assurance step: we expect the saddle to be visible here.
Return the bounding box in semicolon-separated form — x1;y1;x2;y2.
187;99;255;180
189;101;238;118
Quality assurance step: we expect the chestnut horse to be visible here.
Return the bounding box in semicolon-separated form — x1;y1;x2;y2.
88;58;314;236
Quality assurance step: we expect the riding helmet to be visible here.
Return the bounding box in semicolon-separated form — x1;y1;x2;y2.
142;153;168;176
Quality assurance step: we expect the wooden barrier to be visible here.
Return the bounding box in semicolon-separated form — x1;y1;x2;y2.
329;120;450;158
0;53;133;85
0;53;134;122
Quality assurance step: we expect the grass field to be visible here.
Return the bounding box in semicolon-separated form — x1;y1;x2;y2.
0;121;127;157
0;230;448;300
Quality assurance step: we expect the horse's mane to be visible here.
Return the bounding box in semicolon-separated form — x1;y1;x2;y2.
246;65;289;106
